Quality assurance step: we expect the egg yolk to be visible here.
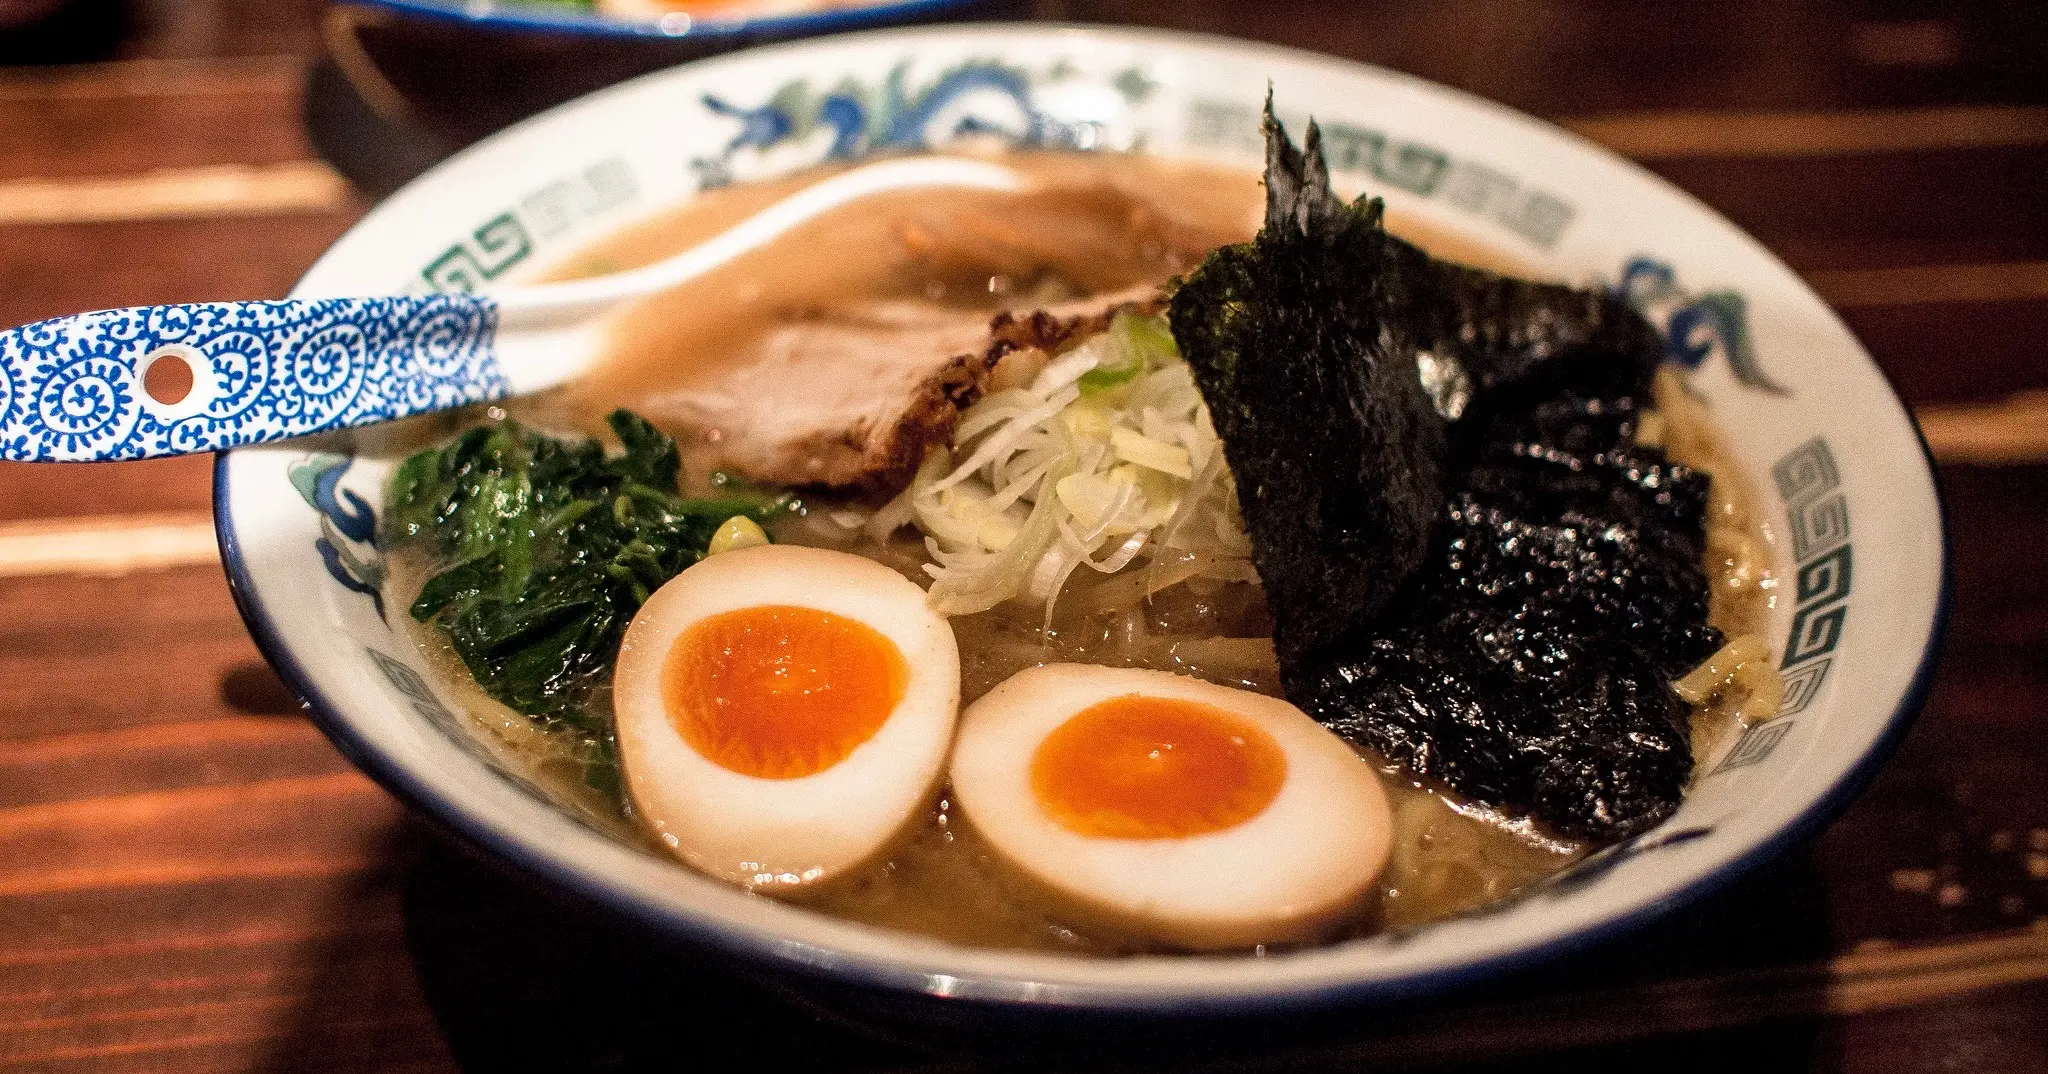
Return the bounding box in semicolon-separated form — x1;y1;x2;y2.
662;605;907;780
1030;694;1287;839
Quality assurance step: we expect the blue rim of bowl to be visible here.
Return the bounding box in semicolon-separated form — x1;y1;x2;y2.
352;0;986;40
211;27;1953;1014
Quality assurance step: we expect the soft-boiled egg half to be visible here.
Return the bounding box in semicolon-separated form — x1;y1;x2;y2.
612;543;959;889
950;664;1393;948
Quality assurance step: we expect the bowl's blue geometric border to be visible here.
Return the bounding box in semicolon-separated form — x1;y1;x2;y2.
1711;437;1854;776
1185;97;1579;250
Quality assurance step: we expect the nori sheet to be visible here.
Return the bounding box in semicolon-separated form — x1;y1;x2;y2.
1169;103;1719;841
1167;108;1448;667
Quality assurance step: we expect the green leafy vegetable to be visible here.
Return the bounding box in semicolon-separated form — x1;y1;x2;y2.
387;410;788;793
1077;310;1177;396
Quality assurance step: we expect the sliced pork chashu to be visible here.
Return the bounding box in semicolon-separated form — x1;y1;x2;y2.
556;156;1260;491
618;288;1160;491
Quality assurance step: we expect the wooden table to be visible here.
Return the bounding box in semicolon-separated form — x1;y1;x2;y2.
2;2;2045;1070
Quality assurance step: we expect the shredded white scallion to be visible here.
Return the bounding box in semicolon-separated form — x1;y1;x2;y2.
888;310;1257;616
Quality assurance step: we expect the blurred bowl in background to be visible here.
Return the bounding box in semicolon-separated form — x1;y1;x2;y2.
318;0;1022;173
360;0;1002;39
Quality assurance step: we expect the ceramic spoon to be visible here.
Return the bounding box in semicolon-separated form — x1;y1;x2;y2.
0;156;1024;463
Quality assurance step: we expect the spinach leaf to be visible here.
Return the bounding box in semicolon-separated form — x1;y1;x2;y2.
387;410;789;794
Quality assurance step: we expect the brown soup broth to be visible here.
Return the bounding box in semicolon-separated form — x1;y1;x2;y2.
391;151;1782;954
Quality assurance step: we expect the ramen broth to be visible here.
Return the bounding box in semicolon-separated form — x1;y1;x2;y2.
392;151;1779;952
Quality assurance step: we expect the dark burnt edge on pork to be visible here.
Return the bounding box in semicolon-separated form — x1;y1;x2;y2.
1170;101;1721;841
857;293;1170;493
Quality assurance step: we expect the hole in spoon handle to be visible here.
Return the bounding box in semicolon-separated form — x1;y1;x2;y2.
141;348;195;405
134;342;215;421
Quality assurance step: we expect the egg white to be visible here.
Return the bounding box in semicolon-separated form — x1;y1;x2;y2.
949;664;1394;948
613;543;959;889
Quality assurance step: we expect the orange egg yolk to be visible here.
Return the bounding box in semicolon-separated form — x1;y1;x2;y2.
662;605;907;780
1029;694;1287;840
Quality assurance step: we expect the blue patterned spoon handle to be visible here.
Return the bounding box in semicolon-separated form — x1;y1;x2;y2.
0;296;507;462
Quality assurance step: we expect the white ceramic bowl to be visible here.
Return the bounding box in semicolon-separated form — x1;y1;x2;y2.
216;25;1947;1015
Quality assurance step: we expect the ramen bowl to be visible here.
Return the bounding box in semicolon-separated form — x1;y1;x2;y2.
218;24;1947;1022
